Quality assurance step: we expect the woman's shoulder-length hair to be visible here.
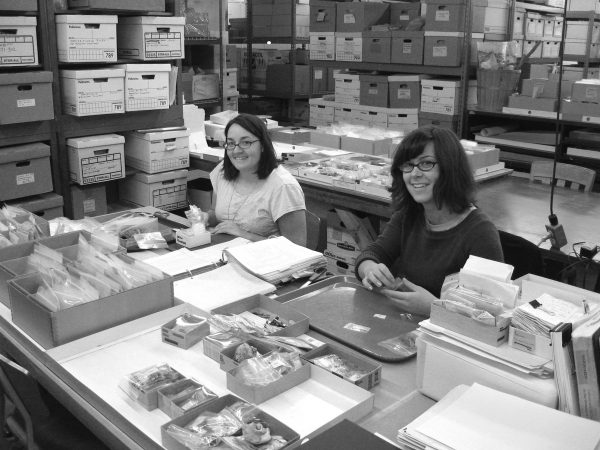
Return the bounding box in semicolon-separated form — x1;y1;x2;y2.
223;114;279;180
389;125;475;215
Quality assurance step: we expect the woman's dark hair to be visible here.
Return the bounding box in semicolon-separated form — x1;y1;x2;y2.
389;125;475;219
223;114;278;180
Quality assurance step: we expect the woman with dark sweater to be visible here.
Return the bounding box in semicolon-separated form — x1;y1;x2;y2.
355;126;504;316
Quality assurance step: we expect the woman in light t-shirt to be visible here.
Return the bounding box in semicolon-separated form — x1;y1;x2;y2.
207;114;307;246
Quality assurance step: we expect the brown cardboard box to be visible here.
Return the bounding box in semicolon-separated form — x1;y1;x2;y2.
340;136;393;156
0;0;37;9
157;379;217;418
0;72;54;125
226;44;238;68
8;261;174;349
359;74;389;107
572;80;600;103
424;32;463;66
219;338;283;371
6;193;63;221
390;1;421;28
418;111;459;131
310;130;341;148
391;30;424;65
388;75;421;109
70;184;108;219
266;64;310;95
68;0;165;10
424;0;486;33
0;142;53;201
336;2;389;32
311;66;330;94
362;30;391;64
310;0;337;32
161;314;209;349
507;94;557;112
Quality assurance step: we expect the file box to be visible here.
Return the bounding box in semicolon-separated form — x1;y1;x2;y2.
391;31;424;65
390;1;421;28
114;64;170;111
124;128;190;174
0;1;37;10
8;257;173;349
68;0;165;10
387;108;419;131
389;75;421;109
0;72;54;125
60;68;125;116
336;2;389;32
335;32;363;62
6;193;64;221
67;134;125;185
223;68;238;96
223;94;239;111
69;184;108;219
424;32;463;66
310;0;337;32
0;16;37;67
419;111;459;130
423;0;486;33
508;326;553;360
119;169;188;211
362;30;391;64
117;16;185;60
310;32;335;60
55;15;117;63
0;142;53;201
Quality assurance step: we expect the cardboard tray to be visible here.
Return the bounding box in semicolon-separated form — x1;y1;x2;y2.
161;314;210;349
301;342;382;391
161;394;300;450
210;294;310;338
219;337;284;371
157;379;217;418
277;276;421;362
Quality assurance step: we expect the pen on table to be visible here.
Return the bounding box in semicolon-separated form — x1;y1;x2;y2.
300;269;326;288
583;298;590;314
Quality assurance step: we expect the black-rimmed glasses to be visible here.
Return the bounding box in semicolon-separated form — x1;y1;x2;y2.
398;160;438;173
223;140;259;151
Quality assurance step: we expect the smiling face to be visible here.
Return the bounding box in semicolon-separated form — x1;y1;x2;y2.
225;123;262;175
402;141;439;208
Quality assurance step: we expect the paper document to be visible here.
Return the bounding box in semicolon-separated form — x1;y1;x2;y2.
143;248;214;276
414;383;600;450
174;263;276;312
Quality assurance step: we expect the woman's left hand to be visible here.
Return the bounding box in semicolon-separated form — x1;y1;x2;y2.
212;220;248;239
379;278;437;316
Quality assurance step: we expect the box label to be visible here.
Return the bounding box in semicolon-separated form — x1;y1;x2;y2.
81;153;123;184
397;88;411;99
17;98;36;108
0;35;35;65
344;13;356;24
585;87;599;100
83;198;96;214
16;173;34;185
435;10;450;22
314;69;323;80
402;41;413;54
433;45;448;57
512;328;536;352
151;183;187;210
144;32;182;59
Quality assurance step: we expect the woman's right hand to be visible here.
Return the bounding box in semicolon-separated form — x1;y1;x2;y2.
358;260;395;290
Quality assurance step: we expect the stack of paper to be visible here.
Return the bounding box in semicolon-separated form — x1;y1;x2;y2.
512;293;589;338
223;236;327;284
397;383;600;450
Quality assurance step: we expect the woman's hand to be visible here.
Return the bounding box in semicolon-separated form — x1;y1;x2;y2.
358;260;395;290
379;278;437;316
211;220;248;239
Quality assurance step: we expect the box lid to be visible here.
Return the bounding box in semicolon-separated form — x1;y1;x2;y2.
424;31;465;37
390;30;424;38
421;79;461;87
114;64;172;73
129;127;191;141
67;134;125;149
310;31;335;37
55;14;118;24
362;30;392;38
7;193;64;211
0;142;50;164
60;69;125;79
336;32;362;39
359;74;390;83
118;16;185;26
425;0;486;5
131;169;188;183
0;16;36;26
0;71;52;85
333;72;360;80
388;75;423;82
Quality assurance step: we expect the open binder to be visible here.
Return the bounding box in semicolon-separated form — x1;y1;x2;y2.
223;236;327;284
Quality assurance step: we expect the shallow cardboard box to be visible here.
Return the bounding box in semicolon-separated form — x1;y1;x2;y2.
211;294;310;338
219;338;284;371
0;0;37;10
114;64;170;111
270;127;312;144
70;184;107;219
507;95;557;112
6;193;63;221
362;30;391;64
8;263;174;349
336;2;389;32
429;303;511;346
227;359;311;404
0;72;54;125
125;366;184;411
390;2;421;27
68;0;165;10
508;326;552;360
310;130;341;149
124;128;190;174
0;16;37;67
161;314;209;349
117;16;184;60
202;333;245;362
310;0;336;32
55;15;117;63
572;80;600;104
341;136;393;156
424;32;463;66
302;342;382;390
60;68;125;116
67;134;125;185
0;142;53;201
157;379;217;418
561;99;600;118
161;394;300;450
424;0;486;33
119;169;188;211
359;74;389;108
391;30;424;65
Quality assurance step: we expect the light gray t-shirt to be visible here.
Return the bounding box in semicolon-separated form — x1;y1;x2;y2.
210;163;305;237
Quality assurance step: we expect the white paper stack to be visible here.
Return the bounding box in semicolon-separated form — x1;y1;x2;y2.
223;236;327;284
397;383;600;450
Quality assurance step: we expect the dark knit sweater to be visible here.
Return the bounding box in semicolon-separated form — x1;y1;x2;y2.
355;208;504;297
